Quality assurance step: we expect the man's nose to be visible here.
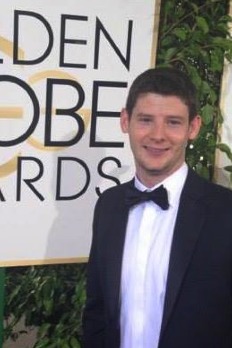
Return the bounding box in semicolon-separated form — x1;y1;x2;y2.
149;122;165;140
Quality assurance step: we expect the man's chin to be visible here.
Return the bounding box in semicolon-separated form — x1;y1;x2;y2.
146;166;166;175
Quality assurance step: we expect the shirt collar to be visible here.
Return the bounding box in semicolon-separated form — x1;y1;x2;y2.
134;163;188;208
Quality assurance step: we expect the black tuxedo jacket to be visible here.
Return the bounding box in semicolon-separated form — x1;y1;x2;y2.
83;168;232;348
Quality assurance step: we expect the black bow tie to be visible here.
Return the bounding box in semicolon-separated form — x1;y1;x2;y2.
125;184;169;210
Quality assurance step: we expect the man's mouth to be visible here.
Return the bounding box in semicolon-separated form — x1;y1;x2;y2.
144;146;169;155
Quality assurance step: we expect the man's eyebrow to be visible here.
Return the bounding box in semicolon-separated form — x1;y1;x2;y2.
166;115;185;119
136;112;153;117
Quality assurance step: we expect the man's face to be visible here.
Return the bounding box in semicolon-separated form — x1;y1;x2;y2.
120;93;201;187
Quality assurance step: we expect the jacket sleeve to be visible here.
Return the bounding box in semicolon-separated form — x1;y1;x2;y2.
82;197;105;348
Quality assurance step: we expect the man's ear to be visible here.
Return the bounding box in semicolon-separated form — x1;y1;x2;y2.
188;115;202;141
120;108;130;133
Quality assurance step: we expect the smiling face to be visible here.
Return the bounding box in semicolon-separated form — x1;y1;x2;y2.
121;93;201;187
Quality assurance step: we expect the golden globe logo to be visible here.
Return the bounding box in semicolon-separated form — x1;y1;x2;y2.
0;9;133;202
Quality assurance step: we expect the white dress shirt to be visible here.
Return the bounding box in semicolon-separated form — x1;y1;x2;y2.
120;163;188;348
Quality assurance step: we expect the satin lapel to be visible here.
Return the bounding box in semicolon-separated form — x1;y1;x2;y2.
106;183;131;319
160;170;207;338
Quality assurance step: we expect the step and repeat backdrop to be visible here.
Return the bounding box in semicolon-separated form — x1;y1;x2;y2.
0;0;161;265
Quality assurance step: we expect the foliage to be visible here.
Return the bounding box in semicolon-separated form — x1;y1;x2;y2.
4;264;86;347
156;0;232;180
3;1;232;347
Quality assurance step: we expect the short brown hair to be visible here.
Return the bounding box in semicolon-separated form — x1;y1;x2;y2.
126;67;198;121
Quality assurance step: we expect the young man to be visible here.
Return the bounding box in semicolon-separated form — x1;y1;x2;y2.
82;67;232;348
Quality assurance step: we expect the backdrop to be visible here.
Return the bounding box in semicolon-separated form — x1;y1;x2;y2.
0;0;161;265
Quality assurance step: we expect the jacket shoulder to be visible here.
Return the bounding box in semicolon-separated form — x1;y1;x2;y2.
187;168;232;209
98;180;133;203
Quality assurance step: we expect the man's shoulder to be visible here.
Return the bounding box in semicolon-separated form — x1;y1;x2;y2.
93;180;133;216
188;168;232;206
207;180;232;202
99;179;133;201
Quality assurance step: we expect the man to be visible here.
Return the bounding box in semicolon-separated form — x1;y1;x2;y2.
82;67;232;348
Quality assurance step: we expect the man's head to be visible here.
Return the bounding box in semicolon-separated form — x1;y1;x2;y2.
120;67;201;187
125;67;198;121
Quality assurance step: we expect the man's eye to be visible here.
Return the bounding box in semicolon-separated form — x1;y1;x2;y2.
168;119;182;126
139;117;151;123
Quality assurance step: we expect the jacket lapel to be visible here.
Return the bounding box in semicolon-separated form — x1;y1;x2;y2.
160;169;207;338
105;182;132;319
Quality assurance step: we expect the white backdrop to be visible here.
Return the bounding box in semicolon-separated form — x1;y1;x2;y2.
0;0;160;265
